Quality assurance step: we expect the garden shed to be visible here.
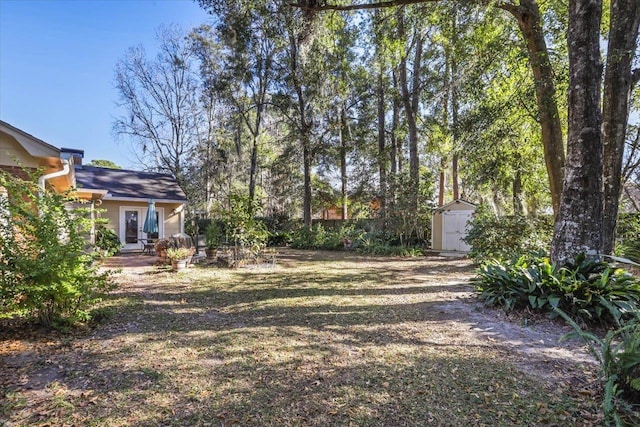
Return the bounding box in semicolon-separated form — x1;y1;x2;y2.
431;199;476;252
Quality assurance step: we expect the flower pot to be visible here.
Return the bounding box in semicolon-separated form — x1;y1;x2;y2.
171;259;188;271
205;248;217;259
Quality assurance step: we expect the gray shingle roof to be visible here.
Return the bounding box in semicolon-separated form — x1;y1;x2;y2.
75;166;187;202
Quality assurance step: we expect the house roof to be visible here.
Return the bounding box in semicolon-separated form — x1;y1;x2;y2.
0;120;62;158
75;165;187;203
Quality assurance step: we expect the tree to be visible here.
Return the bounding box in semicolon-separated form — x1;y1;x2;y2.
113;26;201;189
86;160;122;169
289;0;640;264
601;0;640;254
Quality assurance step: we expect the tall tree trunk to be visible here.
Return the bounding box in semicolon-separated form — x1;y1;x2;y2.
602;0;640;254
397;9;423;213
450;8;460;201
303;133;313;227
500;0;565;216
550;0;604;265
248;135;259;206
438;158;446;206
452;153;459;200
389;78;400;207
513;169;524;215
377;66;387;227
340;103;348;220
288;32;314;228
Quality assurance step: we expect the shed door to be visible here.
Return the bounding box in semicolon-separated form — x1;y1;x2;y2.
442;211;473;251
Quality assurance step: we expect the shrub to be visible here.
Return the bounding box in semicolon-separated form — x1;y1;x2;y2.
472;253;640;327
464;207;553;261
290;224;342;250
0;169;114;327
220;194;269;250
204;220;225;249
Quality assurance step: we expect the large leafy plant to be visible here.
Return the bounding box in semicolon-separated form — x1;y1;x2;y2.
556;307;640;426
473;253;640;327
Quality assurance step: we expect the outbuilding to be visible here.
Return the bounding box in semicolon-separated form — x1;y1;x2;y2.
431;199;476;252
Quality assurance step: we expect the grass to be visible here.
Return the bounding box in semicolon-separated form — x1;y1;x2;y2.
1;249;600;426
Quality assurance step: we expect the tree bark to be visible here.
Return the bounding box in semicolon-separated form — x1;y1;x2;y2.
513;169;524;215
452;153;459;200
500;0;565;216
377;66;388;226
438;157;446;206
340;103;349;220
601;0;640;254
550;0;604;265
397;11;423;213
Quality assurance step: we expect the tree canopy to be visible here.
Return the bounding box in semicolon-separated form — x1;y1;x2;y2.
112;0;639;264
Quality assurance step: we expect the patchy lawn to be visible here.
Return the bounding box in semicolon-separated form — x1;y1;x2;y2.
1;249;601;426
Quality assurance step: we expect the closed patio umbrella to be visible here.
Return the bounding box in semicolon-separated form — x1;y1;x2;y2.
143;199;158;235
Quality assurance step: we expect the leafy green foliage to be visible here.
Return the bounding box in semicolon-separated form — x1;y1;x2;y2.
290;223;344;250
473;253;640;327
464;207;553;262
615;213;640;262
95;225;122;256
290;223;425;256
204;220;226;249
556;308;640;426
218;193;268;250
0;169;114;327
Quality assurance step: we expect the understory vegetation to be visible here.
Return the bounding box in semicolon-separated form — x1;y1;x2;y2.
468;212;640;425
0;170;114;328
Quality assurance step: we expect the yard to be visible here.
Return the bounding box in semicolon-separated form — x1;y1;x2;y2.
1;249;601;426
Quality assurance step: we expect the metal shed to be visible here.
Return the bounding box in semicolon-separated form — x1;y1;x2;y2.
431;199;476;252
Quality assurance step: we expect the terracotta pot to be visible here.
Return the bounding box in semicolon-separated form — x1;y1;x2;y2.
205;248;217;259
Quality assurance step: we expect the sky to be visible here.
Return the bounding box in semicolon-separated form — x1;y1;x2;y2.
0;0;212;169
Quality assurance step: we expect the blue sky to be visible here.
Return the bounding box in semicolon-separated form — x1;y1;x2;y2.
0;0;212;169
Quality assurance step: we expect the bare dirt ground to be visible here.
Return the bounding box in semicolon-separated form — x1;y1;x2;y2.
1;249;601;426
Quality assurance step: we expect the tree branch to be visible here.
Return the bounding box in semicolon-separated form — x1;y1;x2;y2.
289;0;438;12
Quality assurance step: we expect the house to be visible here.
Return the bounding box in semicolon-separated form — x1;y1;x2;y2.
0;120;187;251
75;166;186;251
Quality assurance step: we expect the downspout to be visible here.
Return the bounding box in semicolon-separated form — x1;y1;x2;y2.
38;159;70;196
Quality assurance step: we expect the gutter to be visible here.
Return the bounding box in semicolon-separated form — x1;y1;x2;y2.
38;159;70;196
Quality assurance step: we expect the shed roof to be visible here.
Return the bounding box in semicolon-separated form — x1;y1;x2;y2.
434;199;476;212
75;165;187;202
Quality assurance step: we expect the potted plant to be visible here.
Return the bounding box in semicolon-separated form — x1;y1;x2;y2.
166;247;193;271
204;221;224;259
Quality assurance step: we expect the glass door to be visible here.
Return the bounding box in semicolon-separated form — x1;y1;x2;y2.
120;206;164;251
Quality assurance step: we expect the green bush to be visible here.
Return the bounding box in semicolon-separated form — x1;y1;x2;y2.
472;253;640;327
290;224;343;250
220;194;269;250
204;220;226;249
0;169;114;327
464;207;553;261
